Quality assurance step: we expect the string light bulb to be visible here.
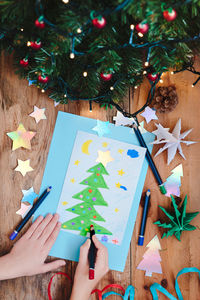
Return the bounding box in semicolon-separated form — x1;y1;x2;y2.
70;53;75;59
27;41;31;46
138;32;143;37
20;28;24;32
191;84;194;87
64;94;67;97
77;28;82;33
62;0;69;3
134;86;137;89
171;71;174;75
144;61;149;67
110;86;114;90
143;70;147;75
159;79;163;83
41;89;45;93
83;71;88;77
130;24;134;30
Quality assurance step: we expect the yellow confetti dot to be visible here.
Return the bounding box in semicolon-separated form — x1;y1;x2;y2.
118;149;124;154
63;225;67;228
70;178;75;183
118;169;125;176
62;201;68;206
115;182;121;188
85;228;89;231
102;142;108;148
74;160;80;166
115;208;119;212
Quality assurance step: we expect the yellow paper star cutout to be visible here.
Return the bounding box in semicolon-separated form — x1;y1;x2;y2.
115;208;119;212
15;159;34;176
102;142;108;148
62;201;68;206
118;169;125;176
74;160;80;166
70;178;75;183
118;149;124;154
7;123;36;151
96;150;114;167
115;182;121;188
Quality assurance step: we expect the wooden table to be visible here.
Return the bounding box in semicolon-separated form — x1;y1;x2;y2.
0;54;199;300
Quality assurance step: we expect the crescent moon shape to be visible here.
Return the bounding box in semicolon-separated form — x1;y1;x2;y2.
81;139;92;155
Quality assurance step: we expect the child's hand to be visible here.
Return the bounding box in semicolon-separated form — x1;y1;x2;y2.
0;214;66;280
70;235;109;300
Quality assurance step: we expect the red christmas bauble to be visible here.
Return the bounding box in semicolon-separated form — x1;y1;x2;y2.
92;17;106;29
38;75;49;83
135;22;149;34
100;72;112;81
30;41;42;50
163;9;177;21
35;18;45;29
20;58;29;67
147;73;158;81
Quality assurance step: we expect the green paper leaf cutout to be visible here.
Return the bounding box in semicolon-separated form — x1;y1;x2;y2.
171;195;181;226
174;231;181;241
183;212;199;225
154;221;172;228
183;224;197;231
159;205;176;225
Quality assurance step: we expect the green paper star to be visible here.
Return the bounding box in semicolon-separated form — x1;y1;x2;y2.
154;195;199;241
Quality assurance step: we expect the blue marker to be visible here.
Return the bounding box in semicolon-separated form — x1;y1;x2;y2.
138;189;151;246
10;186;52;240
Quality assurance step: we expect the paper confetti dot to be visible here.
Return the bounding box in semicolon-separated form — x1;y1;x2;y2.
115;208;119;212
83;211;86;213
70;178;75;183
96;173;100;176
79;195;83;198
97;229;101;232
72;222;75;225
81;220;84;224
94;179;97;182
86;196;90;199
88;189;92;193
102;142;108;147
62;201;68;205
85;181;88;183
80;205;84;208
93;215;96;219
92;197;96;201
85;228;89;231
63;225;67;228
78;227;82;230
88;207;91;210
72;208;75;211
97;167;101;170
101;235;108;242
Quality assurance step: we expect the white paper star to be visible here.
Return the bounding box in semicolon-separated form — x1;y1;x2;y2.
141;107;158;123
152;119;197;164
29;106;46;123
16;203;32;218
96;150;114;167
15;159;34;176
113;111;135;126
92;120;110;137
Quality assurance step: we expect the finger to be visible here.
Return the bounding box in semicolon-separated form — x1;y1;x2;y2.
92;235;105;250
31;214;53;240
39;214;60;244
42;260;66;273
24;216;44;239
44;221;62;254
79;239;91;265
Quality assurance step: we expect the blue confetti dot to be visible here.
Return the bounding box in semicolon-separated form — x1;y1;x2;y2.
94;179;97;182
97;229;101;232
86;196;90;199
72;208;75;211
83;210;86;214
78;227;82;230
91;169;94;171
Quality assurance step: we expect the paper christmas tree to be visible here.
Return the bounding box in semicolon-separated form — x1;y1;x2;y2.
154;195;199;241
165;164;183;197
137;235;162;277
62;162;112;236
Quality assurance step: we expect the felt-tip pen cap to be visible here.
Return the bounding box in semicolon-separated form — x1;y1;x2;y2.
138;235;144;246
10;230;18;241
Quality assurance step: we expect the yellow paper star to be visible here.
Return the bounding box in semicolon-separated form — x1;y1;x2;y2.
62;201;68;206
118;169;125;176
74;160;80;166
96;150;114;167
115;182;121;188
102;142;108;148
70;178;75;183
15;159;34;176
118;149;124;154
7;123;36;151
115;208;119;212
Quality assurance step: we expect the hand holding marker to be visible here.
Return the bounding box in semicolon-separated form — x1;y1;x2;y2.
10;186;52;240
88;224;97;280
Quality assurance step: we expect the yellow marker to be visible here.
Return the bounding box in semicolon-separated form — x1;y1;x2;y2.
74;160;80;165
118;169;125;176
115;182;121;188
118;149;124;154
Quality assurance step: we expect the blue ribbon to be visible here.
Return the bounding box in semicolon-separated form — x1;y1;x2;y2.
101;268;200;300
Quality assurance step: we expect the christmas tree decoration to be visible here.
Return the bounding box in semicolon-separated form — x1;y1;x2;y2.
30;40;42;50
38;74;49;83
7;123;36;151
152;85;178;113
92;120;110;137
140;106;158;124
135;22;149;34
154;195;199;241
113;111;134;126
35;16;45;29
165;164;183;198
21;187;38;206
61;162;112;236
163;8;177;22
147;73;159;82
152;119;197;164
29;106;46;123
20;57;29;67
137;235;162;277
100;72;112;81
16;202;32;218
14;159;34;176
92;16;106;29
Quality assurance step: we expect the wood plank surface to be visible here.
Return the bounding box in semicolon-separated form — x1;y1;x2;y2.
0;53;199;300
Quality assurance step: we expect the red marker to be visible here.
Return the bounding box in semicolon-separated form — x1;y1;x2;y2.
88;224;97;280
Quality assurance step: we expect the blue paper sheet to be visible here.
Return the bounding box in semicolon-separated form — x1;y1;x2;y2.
34;112;154;272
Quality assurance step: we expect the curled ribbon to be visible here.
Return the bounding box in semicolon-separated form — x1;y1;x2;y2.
48;267;200;300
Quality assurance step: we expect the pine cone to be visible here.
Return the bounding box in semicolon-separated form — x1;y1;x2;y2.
152;85;178;113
